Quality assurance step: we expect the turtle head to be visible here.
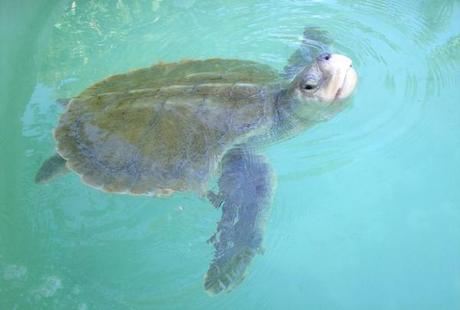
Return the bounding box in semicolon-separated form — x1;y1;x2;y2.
292;52;357;103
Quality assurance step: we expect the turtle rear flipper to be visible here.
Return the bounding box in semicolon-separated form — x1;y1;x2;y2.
205;146;274;294
35;153;69;184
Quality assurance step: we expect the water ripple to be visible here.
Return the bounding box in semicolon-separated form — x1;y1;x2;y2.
14;0;460;307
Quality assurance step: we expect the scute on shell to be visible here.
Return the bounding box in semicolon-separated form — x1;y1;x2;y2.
55;59;279;195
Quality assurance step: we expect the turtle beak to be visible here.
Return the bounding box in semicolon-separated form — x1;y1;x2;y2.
312;53;358;102
335;64;358;100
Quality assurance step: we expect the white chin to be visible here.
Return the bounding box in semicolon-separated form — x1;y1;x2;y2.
336;67;358;100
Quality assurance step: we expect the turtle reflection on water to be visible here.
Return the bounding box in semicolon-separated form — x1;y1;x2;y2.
36;28;357;294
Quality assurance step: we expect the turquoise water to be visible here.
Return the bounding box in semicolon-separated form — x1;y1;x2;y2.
1;0;460;308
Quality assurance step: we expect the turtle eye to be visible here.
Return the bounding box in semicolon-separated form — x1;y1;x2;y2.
304;83;316;90
317;52;331;62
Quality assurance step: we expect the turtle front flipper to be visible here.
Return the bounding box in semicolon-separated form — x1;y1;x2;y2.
35;153;69;184
283;26;332;79
204;146;274;294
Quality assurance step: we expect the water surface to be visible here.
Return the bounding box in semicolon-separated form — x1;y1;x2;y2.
1;0;459;309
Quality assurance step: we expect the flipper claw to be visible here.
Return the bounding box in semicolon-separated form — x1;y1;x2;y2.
207;191;224;209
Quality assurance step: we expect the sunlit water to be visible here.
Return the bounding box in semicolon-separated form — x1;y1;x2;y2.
1;0;460;309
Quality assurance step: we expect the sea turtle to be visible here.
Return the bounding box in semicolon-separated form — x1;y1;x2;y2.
35;28;358;294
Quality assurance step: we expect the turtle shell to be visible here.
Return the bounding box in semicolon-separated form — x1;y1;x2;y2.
54;59;279;195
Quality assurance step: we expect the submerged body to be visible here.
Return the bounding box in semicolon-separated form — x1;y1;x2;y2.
36;29;357;294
